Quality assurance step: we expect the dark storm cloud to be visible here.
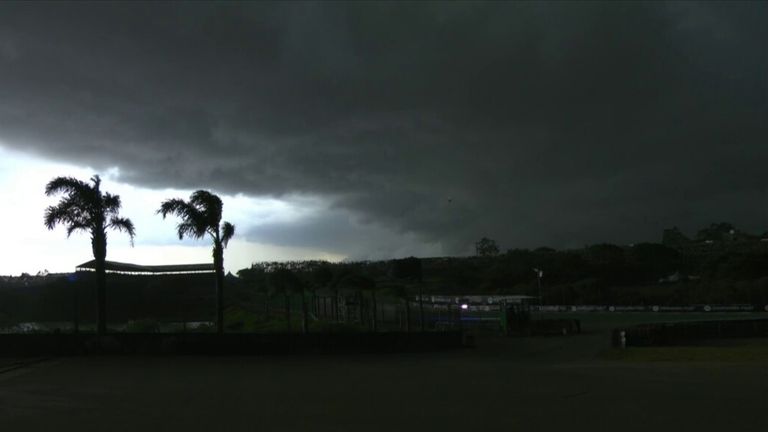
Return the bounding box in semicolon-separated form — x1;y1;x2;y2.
0;1;766;255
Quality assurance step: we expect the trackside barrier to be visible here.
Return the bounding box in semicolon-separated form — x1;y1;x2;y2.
611;318;768;347
532;304;761;313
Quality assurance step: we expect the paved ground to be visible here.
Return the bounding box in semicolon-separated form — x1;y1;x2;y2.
1;317;767;431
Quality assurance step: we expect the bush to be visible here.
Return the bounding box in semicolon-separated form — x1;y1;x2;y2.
124;318;160;333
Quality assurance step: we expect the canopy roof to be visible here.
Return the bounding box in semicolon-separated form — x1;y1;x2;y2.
76;260;214;275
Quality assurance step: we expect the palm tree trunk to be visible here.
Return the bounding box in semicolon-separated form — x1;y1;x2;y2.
92;232;107;336
213;244;225;334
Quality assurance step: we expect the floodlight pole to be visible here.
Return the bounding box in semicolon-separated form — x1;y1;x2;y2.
533;268;543;306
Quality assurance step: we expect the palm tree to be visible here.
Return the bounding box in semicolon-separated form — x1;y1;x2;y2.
158;190;234;334
44;175;135;336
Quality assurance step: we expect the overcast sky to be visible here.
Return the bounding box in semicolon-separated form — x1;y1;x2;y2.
1;2;767;275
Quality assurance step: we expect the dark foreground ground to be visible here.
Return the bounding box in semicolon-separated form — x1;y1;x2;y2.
1;314;767;432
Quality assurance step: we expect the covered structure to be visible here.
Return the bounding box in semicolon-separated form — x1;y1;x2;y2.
73;260;217;323
76;260;214;275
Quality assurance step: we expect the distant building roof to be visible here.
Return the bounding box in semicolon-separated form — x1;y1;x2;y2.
75;260;214;275
419;294;537;304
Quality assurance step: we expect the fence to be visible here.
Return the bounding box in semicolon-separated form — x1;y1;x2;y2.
612;318;768;347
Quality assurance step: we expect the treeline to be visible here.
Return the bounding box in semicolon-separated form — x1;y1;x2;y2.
234;242;768;307
3;242;768;328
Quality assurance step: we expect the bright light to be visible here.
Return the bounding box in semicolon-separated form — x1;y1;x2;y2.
461;304;468;310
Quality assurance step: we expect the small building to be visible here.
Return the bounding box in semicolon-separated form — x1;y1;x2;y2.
418;294;537;307
75;260;214;275
74;260;217;323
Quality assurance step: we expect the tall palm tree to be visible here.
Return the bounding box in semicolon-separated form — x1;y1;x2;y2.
44;175;135;336
158;190;234;334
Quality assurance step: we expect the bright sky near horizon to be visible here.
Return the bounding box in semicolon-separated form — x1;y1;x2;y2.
0;145;346;276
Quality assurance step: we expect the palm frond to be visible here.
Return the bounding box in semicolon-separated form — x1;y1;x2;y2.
158;198;195;219
108;216;136;246
45;175;134;245
190;190;222;225
103;193;122;215
44;197;89;230
159;198;209;240
177;221;207;240
66;221;91;238
221;221;235;247
44;176;92;198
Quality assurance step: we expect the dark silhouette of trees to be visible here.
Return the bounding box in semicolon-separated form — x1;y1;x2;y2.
311;264;334;319
44;175;135;336
696;222;736;242
158;190;234;334
334;272;375;327
267;267;301;332
237;266;271;318
627;243;681;283
392;257;423;330
662;226;691;247
476;237;500;257
388;284;411;332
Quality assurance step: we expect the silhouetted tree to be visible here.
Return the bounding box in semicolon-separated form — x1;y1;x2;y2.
476;237;500;257
696;222;737;242
368;280;380;332
387;284;411;332
44;175;135;336
662;226;691;247
267;268;291;331
392;257;423;330
158;190;234;334
237;266;271;318
628;243;681;282
311;264;334;319
335;272;375;327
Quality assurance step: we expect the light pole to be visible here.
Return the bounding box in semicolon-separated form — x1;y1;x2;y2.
533;268;543;306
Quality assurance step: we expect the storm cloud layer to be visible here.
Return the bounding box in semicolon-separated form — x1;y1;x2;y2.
1;2;766;256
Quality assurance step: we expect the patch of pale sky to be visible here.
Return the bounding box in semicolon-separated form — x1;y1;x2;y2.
0;145;345;275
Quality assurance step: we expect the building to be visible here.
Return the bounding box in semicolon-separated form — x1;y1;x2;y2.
74;260;217;323
75;260;214;275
